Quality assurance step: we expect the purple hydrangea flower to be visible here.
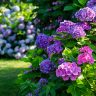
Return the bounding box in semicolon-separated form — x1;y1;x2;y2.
75;7;95;21
87;0;96;8
38;78;48;86
56;62;81;81
76;22;91;30
40;59;54;74
56;20;75;33
58;58;65;65
47;41;63;57
69;24;86;38
36;34;53;50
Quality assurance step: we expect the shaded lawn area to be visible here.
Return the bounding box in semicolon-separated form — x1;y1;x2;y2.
0;59;30;96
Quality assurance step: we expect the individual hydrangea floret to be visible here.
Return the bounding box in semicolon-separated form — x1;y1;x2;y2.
36;34;53;50
40;59;55;74
58;58;65;65
80;46;93;54
18;23;25;30
75;7;95;21
56;62;81;81
47;41;63;57
77;53;94;65
56;20;75;33
69;25;86;38
77;22;91;30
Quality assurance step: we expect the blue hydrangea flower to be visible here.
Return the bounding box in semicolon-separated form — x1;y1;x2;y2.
40;59;54;74
36;34;53;50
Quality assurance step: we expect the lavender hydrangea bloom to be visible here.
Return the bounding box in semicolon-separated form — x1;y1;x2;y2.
36;34;52;49
56;20;75;33
56;62;81;81
77;22;91;30
69;25;86;38
87;0;96;7
47;41;63;57
40;59;54;74
75;7;95;21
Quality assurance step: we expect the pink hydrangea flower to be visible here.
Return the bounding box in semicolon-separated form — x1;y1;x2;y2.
77;53;94;65
56;62;81;81
80;46;93;54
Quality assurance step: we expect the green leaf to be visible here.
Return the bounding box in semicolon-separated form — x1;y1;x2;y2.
64;5;74;11
32;56;43;68
78;0;87;6
62;48;72;57
46;86;50;96
67;84;81;96
50;89;56;96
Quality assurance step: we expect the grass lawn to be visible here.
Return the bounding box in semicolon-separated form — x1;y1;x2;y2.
0;59;30;96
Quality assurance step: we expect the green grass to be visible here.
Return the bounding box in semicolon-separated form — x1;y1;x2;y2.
0;59;30;96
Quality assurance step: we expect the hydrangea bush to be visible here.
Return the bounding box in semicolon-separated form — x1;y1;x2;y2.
27;0;87;35
18;0;96;96
0;3;36;59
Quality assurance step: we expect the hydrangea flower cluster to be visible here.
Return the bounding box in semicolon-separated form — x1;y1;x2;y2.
75;7;95;21
57;20;86;38
87;0;96;8
69;25;86;38
40;59;55;74
36;34;53;50
47;41;63;57
76;22;91;30
56;62;81;81
0;5;36;59
77;46;94;65
56;20;75;33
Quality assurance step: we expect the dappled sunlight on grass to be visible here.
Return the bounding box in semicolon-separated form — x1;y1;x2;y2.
0;59;30;96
